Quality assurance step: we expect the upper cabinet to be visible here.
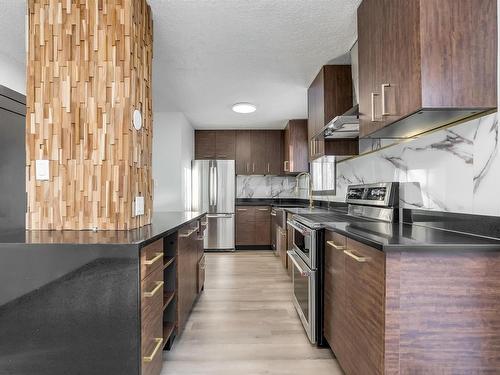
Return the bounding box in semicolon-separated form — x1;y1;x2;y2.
307;65;354;160
283;120;308;174
235;130;283;175
358;0;497;138
195;130;236;160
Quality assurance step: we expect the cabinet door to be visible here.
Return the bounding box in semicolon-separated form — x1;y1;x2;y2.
215;130;236;160
254;206;271;245
265;130;283;175
287;120;308;173
358;0;384;138
195;130;216;159
344;238;385;375
307;69;324;160
379;0;420;130
250;130;267;174
235;131;252;174
324;232;349;369
236;206;255;245
283;124;291;172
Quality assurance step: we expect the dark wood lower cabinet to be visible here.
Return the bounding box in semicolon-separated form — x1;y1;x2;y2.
139;216;206;375
324;230;500;374
236;206;271;247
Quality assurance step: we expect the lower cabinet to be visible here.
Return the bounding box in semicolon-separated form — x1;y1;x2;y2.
236;206;271;247
324;231;385;375
139;216;206;375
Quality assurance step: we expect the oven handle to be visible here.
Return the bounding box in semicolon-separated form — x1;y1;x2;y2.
287;250;312;277
287;220;308;236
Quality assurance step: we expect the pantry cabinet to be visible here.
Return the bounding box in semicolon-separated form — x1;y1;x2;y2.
357;0;497;138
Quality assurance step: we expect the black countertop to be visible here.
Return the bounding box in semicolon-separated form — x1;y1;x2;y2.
288;207;500;251
0;211;206;246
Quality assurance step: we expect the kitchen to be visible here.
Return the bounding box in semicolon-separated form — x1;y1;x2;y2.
0;1;499;375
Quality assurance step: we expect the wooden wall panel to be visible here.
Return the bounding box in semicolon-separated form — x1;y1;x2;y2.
26;0;153;230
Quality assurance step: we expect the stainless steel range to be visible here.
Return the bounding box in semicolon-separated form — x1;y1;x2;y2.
287;182;399;345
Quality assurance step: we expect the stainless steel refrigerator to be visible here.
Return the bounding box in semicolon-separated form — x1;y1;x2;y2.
192;160;235;251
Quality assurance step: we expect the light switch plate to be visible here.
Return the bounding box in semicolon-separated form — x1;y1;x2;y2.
35;160;50;181
135;196;145;216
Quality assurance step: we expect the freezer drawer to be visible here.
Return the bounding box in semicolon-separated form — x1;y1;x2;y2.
205;214;235;250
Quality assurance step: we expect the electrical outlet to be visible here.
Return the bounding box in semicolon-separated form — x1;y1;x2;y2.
135;196;145;216
35;160;50;181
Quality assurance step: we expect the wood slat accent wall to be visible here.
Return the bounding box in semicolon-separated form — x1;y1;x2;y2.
26;0;153;230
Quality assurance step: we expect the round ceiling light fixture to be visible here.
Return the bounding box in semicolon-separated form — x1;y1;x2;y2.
232;102;257;114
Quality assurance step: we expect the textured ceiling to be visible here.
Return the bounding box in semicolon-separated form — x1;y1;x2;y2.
0;0;361;129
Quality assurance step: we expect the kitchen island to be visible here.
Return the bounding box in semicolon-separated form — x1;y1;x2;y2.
0;211;207;375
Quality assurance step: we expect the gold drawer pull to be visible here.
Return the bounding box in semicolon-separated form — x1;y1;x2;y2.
327;241;345;250
143;338;163;362
237;208;247;211
144;281;164;297
144;252;163;266
179;228;197;238
257;208;269;211
343;250;369;263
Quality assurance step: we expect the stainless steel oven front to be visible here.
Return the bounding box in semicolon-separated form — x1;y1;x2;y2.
287;250;316;344
287;218;316;269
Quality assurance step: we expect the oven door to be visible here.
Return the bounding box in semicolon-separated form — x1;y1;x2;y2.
288;250;316;344
287;219;316;269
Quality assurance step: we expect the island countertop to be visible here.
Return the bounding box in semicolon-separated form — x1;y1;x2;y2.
0;211;206;246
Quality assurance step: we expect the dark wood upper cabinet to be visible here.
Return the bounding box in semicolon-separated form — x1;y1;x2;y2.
195;130;236;160
283;120;308;174
358;0;497;138
235;130;252;174
265;130;283;175
250;130;267;174
194;131;216;159
215;130;236;159
307;66;354;160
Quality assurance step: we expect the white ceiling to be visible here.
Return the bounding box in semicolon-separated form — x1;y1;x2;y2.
0;0;361;129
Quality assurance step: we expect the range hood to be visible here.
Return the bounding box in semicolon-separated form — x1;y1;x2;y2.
322;41;359;140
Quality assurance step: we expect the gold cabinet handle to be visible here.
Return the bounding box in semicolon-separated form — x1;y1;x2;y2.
237;208;247;211
381;83;391;116
144;252;163;266
257;208;269;211
143;338;163;362
144;281;164;297
284;160;289;172
252;163;255;173
326;241;345;250
267;163;270;173
343;250;369;263
179;228;197;238
371;92;380;122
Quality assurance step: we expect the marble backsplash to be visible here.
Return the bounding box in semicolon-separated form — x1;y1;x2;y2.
236;175;309;199
238;112;499;217
333;112;499;216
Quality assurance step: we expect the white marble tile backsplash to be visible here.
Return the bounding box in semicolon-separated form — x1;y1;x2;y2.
237;112;499;216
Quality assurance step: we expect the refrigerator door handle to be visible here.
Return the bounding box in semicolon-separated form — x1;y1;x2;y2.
209;165;214;206
213;165;218;206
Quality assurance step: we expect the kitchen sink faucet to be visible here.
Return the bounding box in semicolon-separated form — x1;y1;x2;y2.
295;172;314;208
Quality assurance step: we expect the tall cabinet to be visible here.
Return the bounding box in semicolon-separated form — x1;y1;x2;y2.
358;0;497;138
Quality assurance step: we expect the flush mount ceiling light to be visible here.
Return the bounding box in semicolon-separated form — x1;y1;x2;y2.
232;102;257;114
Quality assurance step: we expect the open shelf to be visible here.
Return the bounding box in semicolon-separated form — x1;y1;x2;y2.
163;291;175;311
163;256;175;270
162;322;175;348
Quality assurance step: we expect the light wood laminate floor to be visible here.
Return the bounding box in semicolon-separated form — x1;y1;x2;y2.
161;251;343;375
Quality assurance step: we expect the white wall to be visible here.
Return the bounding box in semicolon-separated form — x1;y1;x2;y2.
153;112;194;212
0;52;25;94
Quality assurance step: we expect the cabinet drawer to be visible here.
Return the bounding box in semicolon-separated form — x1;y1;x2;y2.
141;265;164;321
141;239;164;281
141;313;163;375
255;206;271;222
